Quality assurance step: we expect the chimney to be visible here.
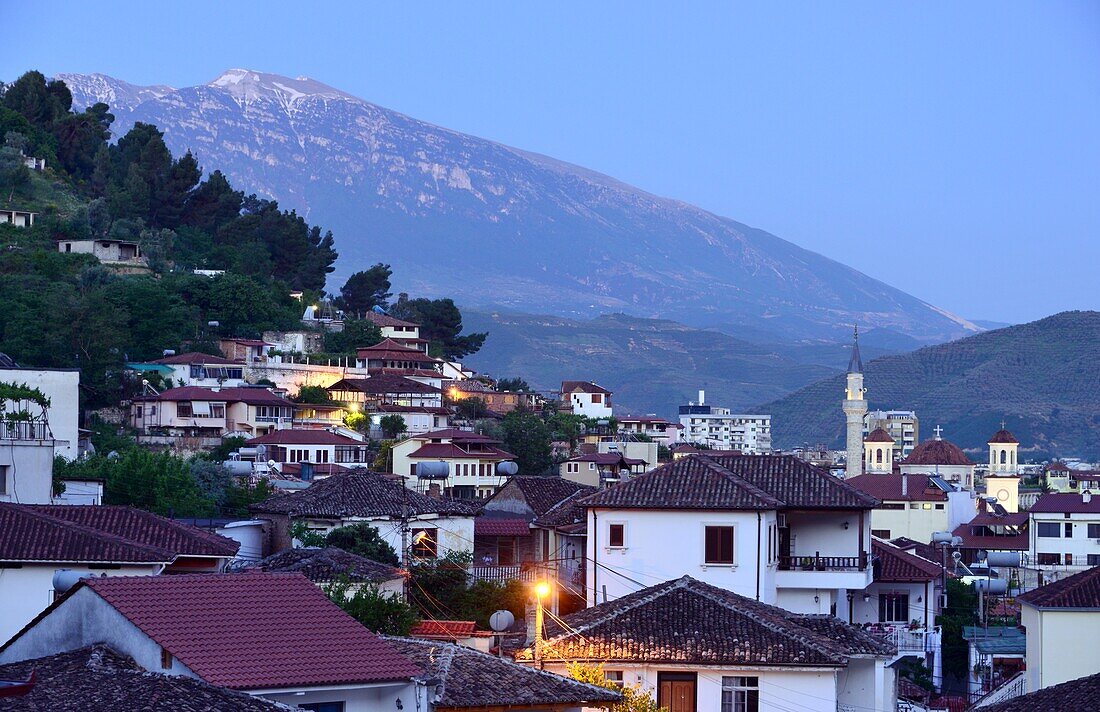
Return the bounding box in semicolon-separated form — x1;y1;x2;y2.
698;389;705;406
1084;490;1092;504
901;475;908;497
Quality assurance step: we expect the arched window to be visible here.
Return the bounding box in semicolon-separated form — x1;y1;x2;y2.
1000;450;1007;465
876;448;883;464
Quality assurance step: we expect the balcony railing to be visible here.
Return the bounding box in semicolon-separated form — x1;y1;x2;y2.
866;625;941;655
777;553;868;571
0;420;51;441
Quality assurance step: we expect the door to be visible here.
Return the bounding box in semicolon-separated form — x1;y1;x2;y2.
658;672;696;712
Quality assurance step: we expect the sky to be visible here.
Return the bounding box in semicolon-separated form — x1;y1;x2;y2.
3;1;1098;324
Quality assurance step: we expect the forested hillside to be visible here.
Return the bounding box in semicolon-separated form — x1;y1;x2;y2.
755;311;1100;459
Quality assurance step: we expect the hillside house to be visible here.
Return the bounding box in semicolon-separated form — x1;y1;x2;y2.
617;415;682;447
0;503;238;643
1018;565;1100;694
448;379;540;415
951;502;1029;566
522;576;898;712
249;470;476;561
356;339;444;386
218;338;273;363
363;312;428;351
245;428;369;474
583;453;878;615
56;238;147;270
130;386;294;437
0;208;38;227
130;352;247;388
328;374;448;435
391;429;516;498
1028;492;1100;574
559;452;647;487
0;572;425;712
560;381;613;419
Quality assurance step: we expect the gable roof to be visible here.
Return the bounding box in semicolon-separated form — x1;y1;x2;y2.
250;471;476;518
246;429;364;446
503;477;597;518
67;573;420;690
328;375;442;395
1030;493;1100;514
357;339;440;362
567;453;647;466
872;538;942;582
363;312;420;328
532;489;591;534
561;381;611;395
981;670;1100;712
900;438;975;466
249;547;402;583
474;518;531;537
383;637;620;710
0;645;287;711
1017;566;1100;609
410;428;500;443
845;474;948;502
407;443;516;460
0;504;238;564
582;454;877;511
524;576;893;666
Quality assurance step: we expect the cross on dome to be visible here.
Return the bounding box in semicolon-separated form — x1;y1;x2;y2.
933;425;943;440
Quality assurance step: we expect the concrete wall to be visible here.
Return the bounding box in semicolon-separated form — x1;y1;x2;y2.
869;502;948;542
0;440;55;505
1029;508;1100;570
1022;605;1100;692
837;658;894;712
0;367;80;460
260;680;423;712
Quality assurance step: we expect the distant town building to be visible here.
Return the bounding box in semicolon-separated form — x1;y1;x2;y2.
0;208;38;227
863;409;919;458
560;380;613;419
616;416;682;447
678;390;771;454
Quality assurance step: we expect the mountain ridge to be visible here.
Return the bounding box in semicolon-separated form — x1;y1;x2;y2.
58;68;980;344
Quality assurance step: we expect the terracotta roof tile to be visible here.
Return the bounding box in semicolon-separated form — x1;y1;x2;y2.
1018;566;1100;609
982;670;1100;712
900;439;975;466
560;381;611;395
474;518;531;537
249;547;401;583
864;427;896;443
247;429;364;446
329;375;441;395
362;312;420;328
0;645;286;711
987;429;1020;444
872;538;942;582
1030;493;1100;514
408;443;515;460
504;477;597;518
250;471;476;518
151;352;243;366
845;474;948;502
81;572;421;689
135;386;292;407
385;637;621;708
409;620;478;638
583;454;877;510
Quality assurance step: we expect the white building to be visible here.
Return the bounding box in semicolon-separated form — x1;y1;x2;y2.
1018;565;1100;693
391;428;517;499
130;352;247;389
0;364;80;460
678;393;772;454
525;576;898;712
57;238;147;268
130;386;294;438
1029;492;1100;573
244;428;370;475
616;416;682;447
0;572;425;712
561;381;613;419
0;208;38;227
583;453;877;615
845;473;973;543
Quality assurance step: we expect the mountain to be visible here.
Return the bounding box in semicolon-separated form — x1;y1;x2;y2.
754;311;1100;459
59;69;979;343
460;311;837;415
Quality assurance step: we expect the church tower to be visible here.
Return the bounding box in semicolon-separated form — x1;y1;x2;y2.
843;327;867;477
986;425;1021;512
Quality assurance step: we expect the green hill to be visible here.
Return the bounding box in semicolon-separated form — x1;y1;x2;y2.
754;311;1100;459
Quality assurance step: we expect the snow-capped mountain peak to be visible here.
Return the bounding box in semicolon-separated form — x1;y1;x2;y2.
205;68;358;109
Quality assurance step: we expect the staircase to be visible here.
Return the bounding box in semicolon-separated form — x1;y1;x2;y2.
972;671;1026;708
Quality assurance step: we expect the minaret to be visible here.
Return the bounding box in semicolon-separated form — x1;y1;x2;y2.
843;326;867;477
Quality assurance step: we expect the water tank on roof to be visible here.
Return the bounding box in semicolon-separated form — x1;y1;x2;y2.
222;460;253;476
417;461;450;479
973;579;1009;594
496;461;519;476
372;305;388;314
53;569;91;595
162;349;176;357
984;551;1021;568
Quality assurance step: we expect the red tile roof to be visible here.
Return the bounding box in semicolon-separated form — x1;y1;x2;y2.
251;471;476;518
246;429;364;446
1047;461;1071;472
872;538;942;582
363;312;420;329
900;439;975;466
134;386;292;407
949;523;1028;551
845;474;948;502
357;339;440;363
1030;492;1100;514
329;375;441;395
0;504;238;563
987;429;1020;444
567;453;647;466
1017;566;1100;609
981;670;1100;712
80;572;421;689
408;443;515;460
560;380;611;395
413;428;499;442
864;427;895;443
250;547;401;583
151;352;243;366
474;518;532;537
966;510;1028;527
410;620;479;638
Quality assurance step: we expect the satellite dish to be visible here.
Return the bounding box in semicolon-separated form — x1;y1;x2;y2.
489;609;515;632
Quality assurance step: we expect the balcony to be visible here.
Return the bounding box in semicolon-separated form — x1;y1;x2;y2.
866;624;941;657
0;420;51;441
775;552;873;590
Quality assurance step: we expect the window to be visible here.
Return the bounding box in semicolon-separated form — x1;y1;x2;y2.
1037;522;1061;538
1088;555;1100;566
608;523;625;548
1089;524;1100;539
704;525;735;565
0;464;7;495
935;504;945;510
604;670;624;687
721;676;759;712
1065;523;1074;538
412;528;438;558
872;529;891;539
300;704;345;712
1065;553;1073;566
922;503;932;510
909;503;921;509
879;592;909;623
592;393;602;404
177;402;193;417
160;647;173;669
1036;553;1060;565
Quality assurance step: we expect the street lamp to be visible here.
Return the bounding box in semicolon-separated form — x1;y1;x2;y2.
534;581;551;668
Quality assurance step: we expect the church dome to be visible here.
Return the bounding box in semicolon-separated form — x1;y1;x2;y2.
902;438;975;466
864;427;895;443
988;429;1019;444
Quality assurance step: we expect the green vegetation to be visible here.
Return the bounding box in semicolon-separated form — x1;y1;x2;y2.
379;414;407;440
323;523;400;566
936;579;978;685
391;296;487;359
567;663;652;712
325;578;419;635
495;377;530;392
293;385;335;404
500;410;553;475
407;551;528;629
335;263;392;315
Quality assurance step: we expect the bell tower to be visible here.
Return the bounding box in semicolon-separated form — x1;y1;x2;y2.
843;327;867;477
986;424;1021;512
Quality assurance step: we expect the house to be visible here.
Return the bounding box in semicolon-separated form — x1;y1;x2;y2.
130;386;295;437
218;338;274;363
447;379;540;415
391;429;517;499
0;503;238;643
362;312;428;351
1043;461;1100;494
522;576;898;712
962;626;1026;699
245;429;370;474
0;645;286;711
356;339;444;386
0;362;81;460
582;453;878;614
56;238;148;270
248;546;404;597
1028;492;1100;573
328;374;449;435
980;670;1100;712
20;153;46;170
130;351;247;388
0;572;425;711
249;470;476;562
845;473;971;543
404;621;496;654
677;395;772;454
386;636;620;712
531;489;592;613
1017;565;1100;694
0;209;38;227
616;416;682;447
559;452;647;487
561;381;613;419
951;501;1030;566
897;429;977;489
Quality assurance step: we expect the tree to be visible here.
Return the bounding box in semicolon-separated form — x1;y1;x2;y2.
323;318;382;356
454;397;489;421
325;579;419;635
566;663;649;712
325;523;400;565
496;377;530;392
335;264;392;315
182;170;243;232
53;450;215;517
501;410;552;475
379;414;407;440
937;579;979;688
294;385;334;404
390;297;487;359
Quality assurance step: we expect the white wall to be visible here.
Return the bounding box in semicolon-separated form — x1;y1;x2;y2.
837;658;895;712
1022;605;1100;692
0;440;55;505
1030;509;1100;570
260;680;423;712
298;514;475;563
0;368;80;460
869;502;949;542
53;479;104;505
